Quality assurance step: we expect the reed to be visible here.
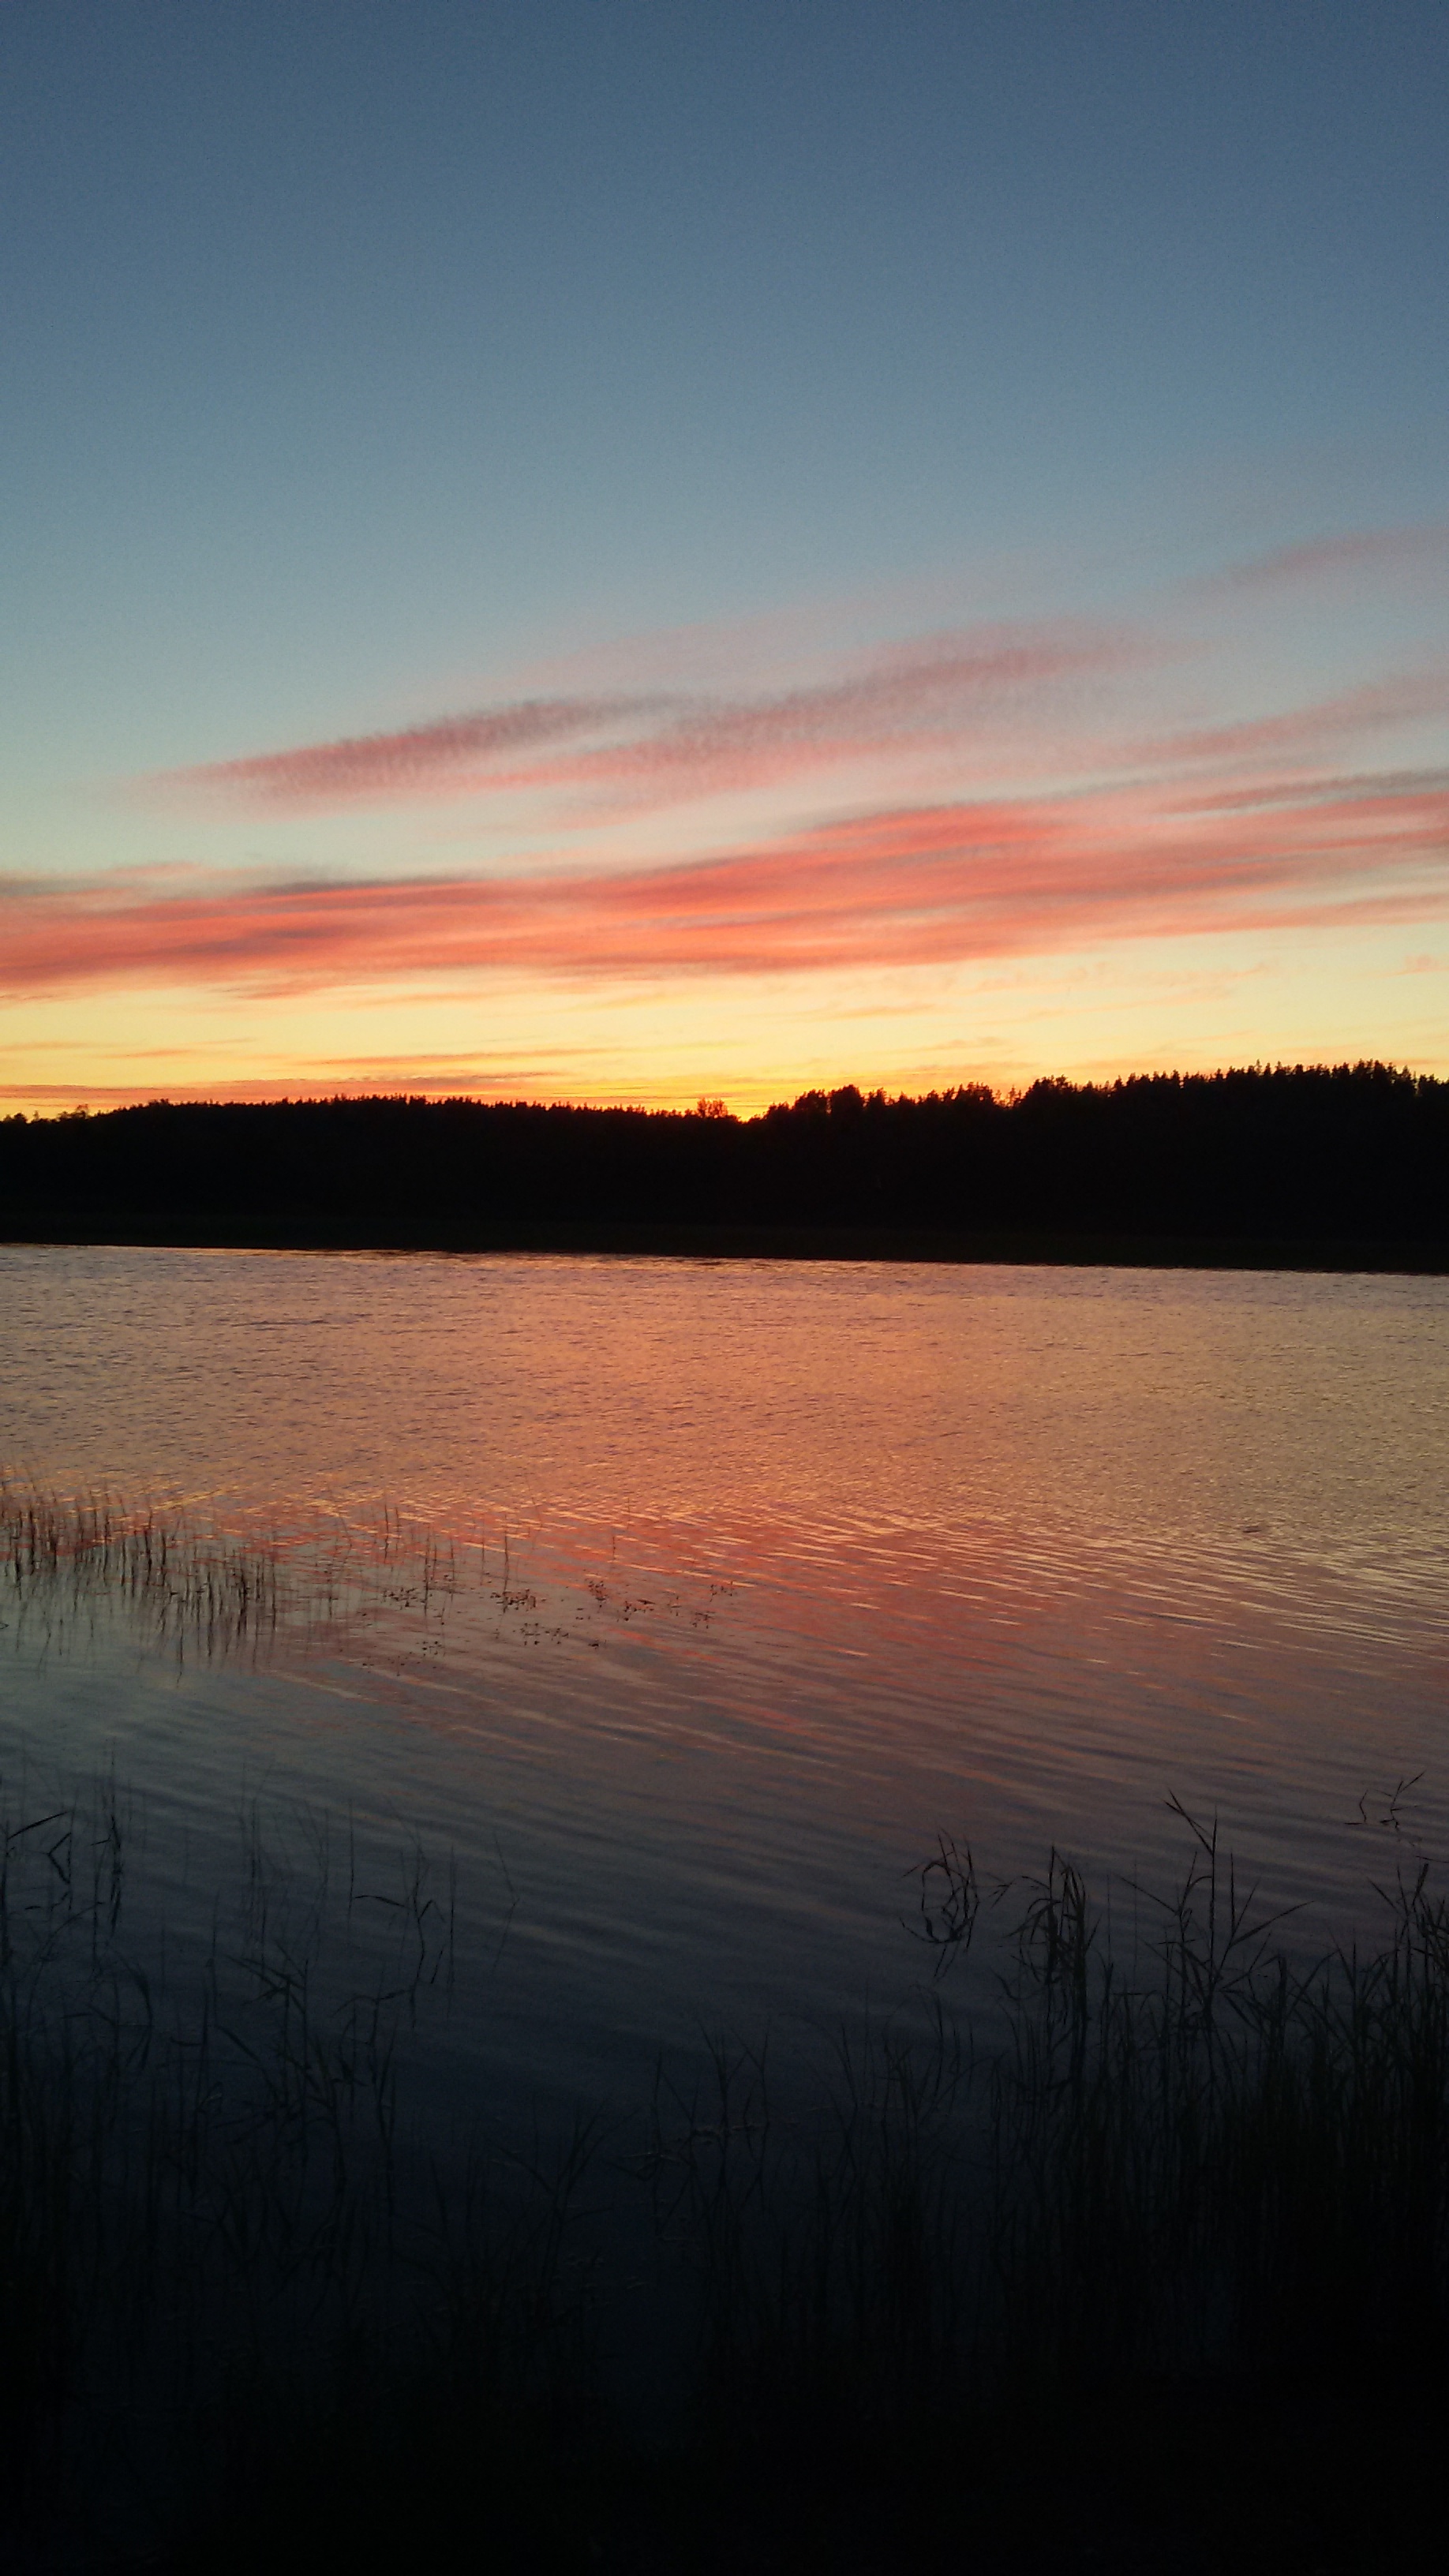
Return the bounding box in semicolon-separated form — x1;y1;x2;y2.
0;1762;1445;2567
0;1775;590;2566
990;1810;1449;2382
638;1807;1449;2418
0;1472;461;1664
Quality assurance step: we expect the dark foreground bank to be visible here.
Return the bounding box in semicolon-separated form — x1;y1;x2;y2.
3;1061;1447;1269
2;1759;1446;2570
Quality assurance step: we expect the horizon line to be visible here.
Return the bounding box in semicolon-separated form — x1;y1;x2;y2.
7;1054;1440;1129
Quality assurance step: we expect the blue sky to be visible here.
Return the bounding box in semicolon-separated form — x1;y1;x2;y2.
2;0;1446;1108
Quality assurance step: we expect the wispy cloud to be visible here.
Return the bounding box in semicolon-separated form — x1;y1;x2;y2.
11;764;1447;999
148;695;654;810
477;627;1140;814
1127;670;1449;773
145;621;1137;822
136;526;1449;844
32;522;1442;1057
1205;522;1449;597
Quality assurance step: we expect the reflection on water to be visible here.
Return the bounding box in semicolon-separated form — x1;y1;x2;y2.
1;1245;1446;2112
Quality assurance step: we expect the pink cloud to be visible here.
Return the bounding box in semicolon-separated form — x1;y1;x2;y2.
1203;522;1449;596
9;763;1447;998
1129;671;1449;773
474;627;1140;811
137;582;1449;845
60;530;1449;1008
147;622;1136;820
150;696;654;810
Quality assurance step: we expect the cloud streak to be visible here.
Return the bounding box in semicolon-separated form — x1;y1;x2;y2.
148;622;1137;820
1206;522;1449;597
11;764;1447;1000
34;522;1442;1070
138;531;1449;842
1126;670;1449;774
150;695;655;809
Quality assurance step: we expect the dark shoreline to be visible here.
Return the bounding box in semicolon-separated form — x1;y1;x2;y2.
3;1212;1447;1273
6;1073;1445;1276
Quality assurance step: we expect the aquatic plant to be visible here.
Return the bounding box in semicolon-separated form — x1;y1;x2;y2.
0;1472;460;1665
0;1768;1445;2567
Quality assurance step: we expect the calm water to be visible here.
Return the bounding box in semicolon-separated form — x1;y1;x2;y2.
2;1244;1447;2114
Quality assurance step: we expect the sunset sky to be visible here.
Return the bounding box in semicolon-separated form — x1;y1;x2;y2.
3;0;1446;1115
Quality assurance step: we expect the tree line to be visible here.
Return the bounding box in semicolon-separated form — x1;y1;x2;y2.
1;1062;1444;1252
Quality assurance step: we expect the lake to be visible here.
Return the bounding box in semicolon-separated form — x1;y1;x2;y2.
2;1242;1446;2122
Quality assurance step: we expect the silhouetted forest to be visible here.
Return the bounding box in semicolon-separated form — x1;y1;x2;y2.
1;1062;1445;1261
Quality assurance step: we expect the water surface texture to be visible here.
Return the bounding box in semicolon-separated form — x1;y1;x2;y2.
3;1246;1446;2110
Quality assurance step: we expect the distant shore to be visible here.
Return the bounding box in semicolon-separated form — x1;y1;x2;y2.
3;1212;1446;1272
4;1071;1445;1275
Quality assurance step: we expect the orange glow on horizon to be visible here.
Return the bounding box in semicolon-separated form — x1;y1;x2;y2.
6;534;1447;1119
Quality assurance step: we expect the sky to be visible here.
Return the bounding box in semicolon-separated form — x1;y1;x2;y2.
2;0;1446;1115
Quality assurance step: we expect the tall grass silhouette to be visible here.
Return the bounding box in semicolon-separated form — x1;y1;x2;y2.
0;1770;1441;2565
3;1484;1446;2564
1;1472;461;1665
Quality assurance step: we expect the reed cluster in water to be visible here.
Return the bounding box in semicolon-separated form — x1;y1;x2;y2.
0;1769;1445;2570
0;1474;460;1664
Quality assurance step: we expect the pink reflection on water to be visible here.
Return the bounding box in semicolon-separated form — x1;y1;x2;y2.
2;1245;1446;2065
